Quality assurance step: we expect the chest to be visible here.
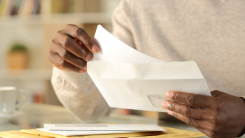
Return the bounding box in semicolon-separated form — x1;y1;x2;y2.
131;0;245;94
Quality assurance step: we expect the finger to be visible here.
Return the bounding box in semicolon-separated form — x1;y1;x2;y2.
53;64;70;71
51;42;87;70
63;24;100;53
48;51;85;73
210;90;226;97
56;65;86;73
55;31;93;60
168;111;205;128
166;91;215;108
162;100;208;120
75;39;92;60
169;111;222;137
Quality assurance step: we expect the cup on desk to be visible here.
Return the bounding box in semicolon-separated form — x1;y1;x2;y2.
0;87;28;115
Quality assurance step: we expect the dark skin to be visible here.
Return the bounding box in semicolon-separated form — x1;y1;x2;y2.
162;90;245;138
48;24;100;72
48;24;245;138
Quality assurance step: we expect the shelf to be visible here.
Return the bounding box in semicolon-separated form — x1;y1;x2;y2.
0;69;52;81
0;13;112;26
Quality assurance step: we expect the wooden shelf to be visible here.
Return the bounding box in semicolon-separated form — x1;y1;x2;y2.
0;69;52;80
0;13;112;26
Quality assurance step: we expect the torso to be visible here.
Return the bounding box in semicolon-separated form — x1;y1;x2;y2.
128;0;245;96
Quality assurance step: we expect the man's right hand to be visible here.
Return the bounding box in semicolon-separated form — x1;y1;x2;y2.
48;24;100;73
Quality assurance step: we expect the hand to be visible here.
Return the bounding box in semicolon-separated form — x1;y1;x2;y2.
162;90;245;138
48;24;100;73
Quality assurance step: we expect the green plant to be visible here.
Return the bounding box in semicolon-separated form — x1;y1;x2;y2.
9;42;28;53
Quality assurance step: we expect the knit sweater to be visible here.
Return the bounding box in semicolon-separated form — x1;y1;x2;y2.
51;0;245;121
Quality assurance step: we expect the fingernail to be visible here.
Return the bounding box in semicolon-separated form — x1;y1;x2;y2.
83;65;87;70
79;69;86;73
167;110;173;115
92;45;99;53
162;101;168;109
166;92;173;99
86;53;93;60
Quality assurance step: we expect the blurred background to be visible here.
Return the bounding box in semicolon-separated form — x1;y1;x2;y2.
0;0;157;120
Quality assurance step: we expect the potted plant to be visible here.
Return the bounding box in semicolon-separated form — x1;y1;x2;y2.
6;42;28;70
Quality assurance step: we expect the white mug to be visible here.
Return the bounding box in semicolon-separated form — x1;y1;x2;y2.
0;87;28;115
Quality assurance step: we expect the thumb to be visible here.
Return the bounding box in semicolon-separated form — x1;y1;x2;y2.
210;90;226;97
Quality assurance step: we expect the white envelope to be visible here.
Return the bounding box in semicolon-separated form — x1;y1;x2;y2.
87;25;210;112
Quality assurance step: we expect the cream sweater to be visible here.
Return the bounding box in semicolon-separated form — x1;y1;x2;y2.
51;0;245;121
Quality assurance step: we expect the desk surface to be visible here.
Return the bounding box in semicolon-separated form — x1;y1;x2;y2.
0;104;207;137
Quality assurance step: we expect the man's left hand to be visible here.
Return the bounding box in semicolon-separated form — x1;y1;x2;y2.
162;90;245;138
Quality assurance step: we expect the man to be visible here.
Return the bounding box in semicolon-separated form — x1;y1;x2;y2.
48;0;245;137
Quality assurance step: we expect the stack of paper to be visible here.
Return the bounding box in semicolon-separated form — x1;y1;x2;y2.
37;124;165;136
87;25;210;112
0;126;205;138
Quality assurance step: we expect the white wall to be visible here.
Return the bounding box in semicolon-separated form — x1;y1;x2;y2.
0;24;44;70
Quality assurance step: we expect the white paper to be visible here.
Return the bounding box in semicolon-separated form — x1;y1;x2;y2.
87;25;210;112
92;25;162;63
39;129;139;136
41;124;165;136
44;124;165;131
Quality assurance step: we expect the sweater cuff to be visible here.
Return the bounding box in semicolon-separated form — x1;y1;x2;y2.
237;97;245;137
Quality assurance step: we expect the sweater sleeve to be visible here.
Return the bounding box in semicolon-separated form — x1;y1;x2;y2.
51;0;135;122
51;67;111;122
